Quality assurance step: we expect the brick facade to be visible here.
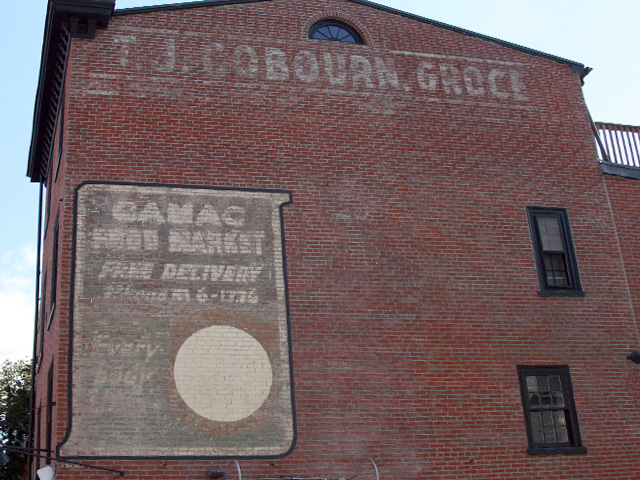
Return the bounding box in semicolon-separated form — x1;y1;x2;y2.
28;1;640;479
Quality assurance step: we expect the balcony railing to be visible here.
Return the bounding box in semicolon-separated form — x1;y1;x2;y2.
595;122;640;168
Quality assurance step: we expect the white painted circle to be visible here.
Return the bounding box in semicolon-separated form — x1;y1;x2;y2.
173;326;273;422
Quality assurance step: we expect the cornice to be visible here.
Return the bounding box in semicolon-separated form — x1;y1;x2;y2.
28;0;115;183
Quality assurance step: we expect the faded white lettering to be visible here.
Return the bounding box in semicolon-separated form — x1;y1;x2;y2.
351;56;374;88
294;51;320;83
323;53;347;86
417;62;438;90
232;45;259;77
168;230;264;255
375;57;399;89
440;65;463;95
463;66;485;96
265;47;290;81
488;69;510;99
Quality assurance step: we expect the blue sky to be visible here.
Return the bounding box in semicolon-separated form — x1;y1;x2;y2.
1;0;639;361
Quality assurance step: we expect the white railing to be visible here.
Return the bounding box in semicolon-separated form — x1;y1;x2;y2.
595;122;640;167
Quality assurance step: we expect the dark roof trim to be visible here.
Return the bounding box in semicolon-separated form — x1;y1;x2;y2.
348;0;590;78
114;0;271;16
114;0;589;78
28;0;115;183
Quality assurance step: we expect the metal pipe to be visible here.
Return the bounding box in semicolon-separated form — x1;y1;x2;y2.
343;457;380;480
1;445;125;477
28;182;44;480
208;459;242;479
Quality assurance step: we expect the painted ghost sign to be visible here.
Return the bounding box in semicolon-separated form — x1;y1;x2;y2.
88;32;530;108
60;182;295;458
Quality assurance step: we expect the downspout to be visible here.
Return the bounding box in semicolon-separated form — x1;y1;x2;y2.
28;182;44;480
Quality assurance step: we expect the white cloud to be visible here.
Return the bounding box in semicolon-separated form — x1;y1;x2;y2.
0;244;37;362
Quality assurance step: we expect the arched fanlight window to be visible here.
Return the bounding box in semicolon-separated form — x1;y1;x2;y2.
309;19;364;44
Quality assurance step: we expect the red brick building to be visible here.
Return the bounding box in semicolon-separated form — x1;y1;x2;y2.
25;0;640;479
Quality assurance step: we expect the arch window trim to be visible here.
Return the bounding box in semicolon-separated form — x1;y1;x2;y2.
309;19;364;44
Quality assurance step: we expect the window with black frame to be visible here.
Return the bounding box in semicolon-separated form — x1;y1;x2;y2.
309;19;364;44
517;365;587;455
527;207;584;297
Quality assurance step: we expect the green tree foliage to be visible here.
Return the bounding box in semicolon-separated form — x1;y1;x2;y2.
0;358;32;480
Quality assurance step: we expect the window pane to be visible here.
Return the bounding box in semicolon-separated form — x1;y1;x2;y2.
541;411;555;426
536;376;550;391
315;28;329;40
539;393;553;407
528;393;540;407
555;412;569;443
543;427;557;443
532;426;544;444
530;412;544;443
338;31;355;42
554;410;567;426
530;412;542;427
537;216;564;251
543;253;569;287
557;426;569;443
552;392;565;407
525;376;538;392
531;427;544;443
548;376;562;391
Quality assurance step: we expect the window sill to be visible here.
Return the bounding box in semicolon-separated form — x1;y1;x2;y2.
528;446;588;456
538;289;585;298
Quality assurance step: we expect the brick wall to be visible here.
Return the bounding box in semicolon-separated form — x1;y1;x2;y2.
33;0;640;478
603;173;640;340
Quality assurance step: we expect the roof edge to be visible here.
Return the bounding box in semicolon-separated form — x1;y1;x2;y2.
347;0;590;77
28;0;115;183
114;0;271;16
114;0;590;78
348;0;593;79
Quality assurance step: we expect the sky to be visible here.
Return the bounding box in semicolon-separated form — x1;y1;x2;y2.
1;0;639;362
